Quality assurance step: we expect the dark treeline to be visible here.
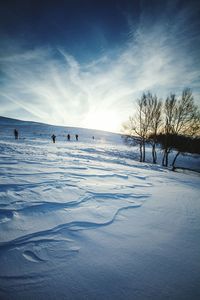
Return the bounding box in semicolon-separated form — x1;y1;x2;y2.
155;134;200;170
123;88;200;170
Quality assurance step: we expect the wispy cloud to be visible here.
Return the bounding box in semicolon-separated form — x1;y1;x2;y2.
0;2;199;132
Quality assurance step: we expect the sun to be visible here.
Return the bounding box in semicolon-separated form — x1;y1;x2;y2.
84;110;121;133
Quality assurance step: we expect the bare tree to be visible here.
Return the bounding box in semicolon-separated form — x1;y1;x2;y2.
162;88;199;168
162;93;177;166
123;88;199;168
148;96;162;163
123;92;159;162
122;115;143;161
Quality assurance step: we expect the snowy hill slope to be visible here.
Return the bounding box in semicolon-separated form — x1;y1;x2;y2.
0;117;200;299
0;116;123;144
1;115;199;171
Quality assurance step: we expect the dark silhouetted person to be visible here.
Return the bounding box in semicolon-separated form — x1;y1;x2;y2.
67;134;70;141
14;129;19;140
75;134;78;141
51;134;56;143
92;136;95;140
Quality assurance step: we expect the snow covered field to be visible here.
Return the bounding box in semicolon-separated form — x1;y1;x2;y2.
0;117;200;300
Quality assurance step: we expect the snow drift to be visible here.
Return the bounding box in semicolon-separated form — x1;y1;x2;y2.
0;116;200;300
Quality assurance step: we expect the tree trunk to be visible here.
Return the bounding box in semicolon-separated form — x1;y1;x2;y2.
162;134;169;167
142;139;145;162
154;149;157;164
152;143;157;164
162;150;166;166
139;141;142;162
165;150;169;167
172;152;180;171
162;148;170;167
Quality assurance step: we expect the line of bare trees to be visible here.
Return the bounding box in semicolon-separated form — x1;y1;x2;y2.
123;88;200;169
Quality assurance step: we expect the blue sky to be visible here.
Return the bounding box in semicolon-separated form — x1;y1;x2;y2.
0;0;200;132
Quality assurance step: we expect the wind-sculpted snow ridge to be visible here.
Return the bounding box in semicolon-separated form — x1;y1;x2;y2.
0;139;151;258
0;132;200;300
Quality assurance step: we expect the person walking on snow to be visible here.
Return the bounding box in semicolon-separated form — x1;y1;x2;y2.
14;129;19;140
51;134;56;143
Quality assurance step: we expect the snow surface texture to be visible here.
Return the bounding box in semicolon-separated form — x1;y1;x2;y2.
0;117;200;300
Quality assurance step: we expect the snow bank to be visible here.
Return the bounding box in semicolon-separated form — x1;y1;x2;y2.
0;118;200;299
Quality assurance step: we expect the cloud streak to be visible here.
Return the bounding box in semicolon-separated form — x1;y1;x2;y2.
0;1;200;132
